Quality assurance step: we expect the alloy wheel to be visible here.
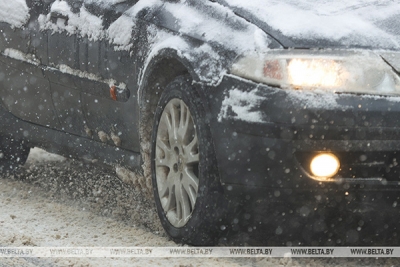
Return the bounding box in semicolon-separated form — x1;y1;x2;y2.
155;98;200;228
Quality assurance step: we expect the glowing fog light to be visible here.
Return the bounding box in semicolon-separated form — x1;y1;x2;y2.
310;153;340;178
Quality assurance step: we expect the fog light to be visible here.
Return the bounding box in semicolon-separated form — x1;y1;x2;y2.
310;153;340;178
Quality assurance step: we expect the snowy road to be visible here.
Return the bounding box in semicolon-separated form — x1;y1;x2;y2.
0;148;399;266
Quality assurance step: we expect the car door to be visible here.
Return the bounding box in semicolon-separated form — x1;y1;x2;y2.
0;0;60;128
38;0;87;136
38;0;142;152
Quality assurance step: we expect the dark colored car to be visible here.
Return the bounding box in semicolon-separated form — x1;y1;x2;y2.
1;0;400;245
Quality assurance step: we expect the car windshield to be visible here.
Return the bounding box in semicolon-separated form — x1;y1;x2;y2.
218;0;400;49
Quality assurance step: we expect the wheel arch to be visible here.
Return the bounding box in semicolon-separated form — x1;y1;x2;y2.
137;48;198;193
138;48;199;125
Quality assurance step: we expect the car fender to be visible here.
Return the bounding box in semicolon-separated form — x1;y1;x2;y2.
138;38;228;104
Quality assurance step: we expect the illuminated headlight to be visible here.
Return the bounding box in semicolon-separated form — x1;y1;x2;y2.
231;50;400;95
310;153;340;179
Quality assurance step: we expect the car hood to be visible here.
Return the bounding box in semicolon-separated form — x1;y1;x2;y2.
215;0;400;50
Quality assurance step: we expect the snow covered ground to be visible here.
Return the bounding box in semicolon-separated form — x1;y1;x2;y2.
0;148;398;266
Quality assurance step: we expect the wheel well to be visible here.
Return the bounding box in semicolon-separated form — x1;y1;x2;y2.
138;57;189;195
140;57;189;124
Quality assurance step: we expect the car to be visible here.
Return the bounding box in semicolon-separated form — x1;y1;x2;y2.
1;0;400;245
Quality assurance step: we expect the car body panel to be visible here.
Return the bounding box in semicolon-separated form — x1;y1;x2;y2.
206;75;400;188
36;0;143;149
0;0;59;127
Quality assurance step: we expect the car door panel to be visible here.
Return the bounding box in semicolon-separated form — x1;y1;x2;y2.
78;37;104;75
30;26;49;66
0;59;58;127
44;29;85;134
43;67;85;135
49;83;85;135
0;24;30;54
27;0;52;66
1;0;143;152
0;7;59;129
48;32;79;70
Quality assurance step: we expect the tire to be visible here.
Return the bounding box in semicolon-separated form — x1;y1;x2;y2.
0;136;30;174
151;75;225;245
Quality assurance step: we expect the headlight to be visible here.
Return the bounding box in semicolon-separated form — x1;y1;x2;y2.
231;50;400;95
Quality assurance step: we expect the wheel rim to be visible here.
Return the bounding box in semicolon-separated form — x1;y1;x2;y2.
155;98;200;228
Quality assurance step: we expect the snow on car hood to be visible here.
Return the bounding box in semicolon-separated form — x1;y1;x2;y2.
217;0;400;49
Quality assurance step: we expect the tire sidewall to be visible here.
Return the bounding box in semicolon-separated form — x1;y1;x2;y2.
151;76;223;245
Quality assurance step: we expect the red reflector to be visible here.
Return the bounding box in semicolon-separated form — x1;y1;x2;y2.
110;86;117;101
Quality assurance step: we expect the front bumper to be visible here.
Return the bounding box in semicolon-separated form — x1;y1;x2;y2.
204;75;400;244
206;75;400;191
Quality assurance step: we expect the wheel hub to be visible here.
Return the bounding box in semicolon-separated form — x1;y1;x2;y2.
177;155;184;172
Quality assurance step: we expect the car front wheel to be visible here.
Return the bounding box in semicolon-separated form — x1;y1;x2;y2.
151;76;224;245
